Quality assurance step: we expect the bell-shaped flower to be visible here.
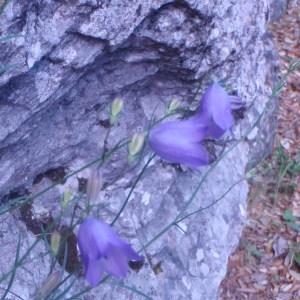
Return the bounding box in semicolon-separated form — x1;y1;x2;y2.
199;83;243;139
77;217;143;287
148;117;209;168
148;83;244;167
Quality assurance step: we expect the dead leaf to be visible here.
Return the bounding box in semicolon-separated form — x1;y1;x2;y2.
273;237;289;258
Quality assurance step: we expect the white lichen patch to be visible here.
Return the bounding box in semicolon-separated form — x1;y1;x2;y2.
182;275;192;290
124;188;136;202
141;191;150;206
188;260;199;276
200;263;210;277
196;249;205;261
212;250;220;259
239;203;246;216
246;126;258;140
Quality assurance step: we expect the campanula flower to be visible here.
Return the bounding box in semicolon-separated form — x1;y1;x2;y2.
148;117;209;168
148;83;244;167
198;83;243;139
77;217;143;287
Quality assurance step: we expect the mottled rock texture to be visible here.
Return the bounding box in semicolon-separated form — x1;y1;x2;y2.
0;0;279;299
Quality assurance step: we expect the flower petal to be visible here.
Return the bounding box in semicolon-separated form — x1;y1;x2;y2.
77;218;103;260
149;132;209;167
198;83;238;139
148;83;241;166
77;217;143;287
100;244;130;278
91;219;126;249
228;95;245;110
149;114;209;167
151;118;207;143
119;242;144;262
84;259;104;287
200;83;234;131
206;121;227;139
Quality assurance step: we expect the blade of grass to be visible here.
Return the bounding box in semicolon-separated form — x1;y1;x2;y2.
1;234;22;300
110;281;153;300
110;153;155;226
0;0;9;17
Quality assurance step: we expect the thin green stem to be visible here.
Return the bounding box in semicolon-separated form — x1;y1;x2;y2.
1;234;21;300
139;75;283;253
109;281;152;299
0;0;9;16
176;178;245;223
110;153;155;226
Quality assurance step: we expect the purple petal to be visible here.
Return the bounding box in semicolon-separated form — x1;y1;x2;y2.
149;124;209;168
100;245;130;278
77;218;104;260
78;218;125;256
206;121;227;139
148;83;242;166
150;118;207;143
200;83;234;131
91;219;127;249
77;217;143;287
84;259;104;287
118;242;144;262
228;95;245;110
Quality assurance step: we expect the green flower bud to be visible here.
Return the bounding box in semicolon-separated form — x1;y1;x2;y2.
86;168;103;202
109;97;123;125
61;188;72;208
35;270;62;300
128;133;145;162
50;230;61;256
166;99;180;115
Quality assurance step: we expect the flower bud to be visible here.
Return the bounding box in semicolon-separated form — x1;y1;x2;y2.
35;270;62;300
128;133;145;163
50;230;61;255
61;188;72;208
109;97;123;125
166;99;180;115
86;168;103;202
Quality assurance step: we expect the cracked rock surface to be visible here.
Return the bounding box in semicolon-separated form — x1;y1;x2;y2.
0;0;279;299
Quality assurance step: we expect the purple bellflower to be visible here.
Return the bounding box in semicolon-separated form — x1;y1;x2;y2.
148;83;244;167
77;217;143;287
148;117;209;168
198;83;236;139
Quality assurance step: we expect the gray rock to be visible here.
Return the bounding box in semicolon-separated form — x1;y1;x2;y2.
0;0;278;299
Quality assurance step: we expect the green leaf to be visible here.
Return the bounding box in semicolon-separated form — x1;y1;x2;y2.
282;210;296;222
294;253;300;267
286;221;300;232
